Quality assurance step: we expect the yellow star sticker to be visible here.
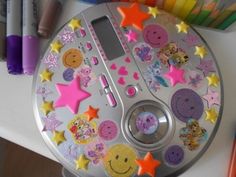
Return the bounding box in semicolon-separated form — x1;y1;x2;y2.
40;69;54;82
206;73;220;87
148;6;160;18
205;108;218;123
50;40;63;53
75;154;90;170
68;18;82;31
41;101;54;115
52;130;66;145
176;21;189;34
194;46;207;59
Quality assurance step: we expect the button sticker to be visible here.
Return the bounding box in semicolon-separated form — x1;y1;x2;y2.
98;120;118;141
164;145;184;166
171;88;204;122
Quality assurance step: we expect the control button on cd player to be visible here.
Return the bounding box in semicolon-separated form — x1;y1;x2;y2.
106;92;117;107
91;56;98;65
125;85;137;97
86;42;92;51
99;74;109;89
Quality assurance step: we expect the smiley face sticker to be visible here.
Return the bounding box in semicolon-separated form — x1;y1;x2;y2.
171;89;204;122
98;120;118;141
62;48;83;69
143;24;168;48
103;144;138;177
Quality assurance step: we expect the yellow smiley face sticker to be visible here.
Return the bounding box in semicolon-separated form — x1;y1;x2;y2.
103;144;138;177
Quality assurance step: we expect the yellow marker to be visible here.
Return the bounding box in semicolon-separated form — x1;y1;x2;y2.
206;73;220;87
172;0;187;16
75;154;90;170
205;108;218;123
40;69;54;82
164;0;176;12
148;6;160;18
41;101;54;115
52;130;66;145
68;18;82;31
50;40;63;54
176;21;189;33
178;0;197;20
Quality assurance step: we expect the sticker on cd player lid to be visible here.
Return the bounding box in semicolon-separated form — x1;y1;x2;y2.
33;2;222;177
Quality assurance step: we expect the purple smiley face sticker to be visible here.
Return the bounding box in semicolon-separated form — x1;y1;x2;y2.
143;24;168;48
171;89;204;122
98;120;118;141
164;145;184;166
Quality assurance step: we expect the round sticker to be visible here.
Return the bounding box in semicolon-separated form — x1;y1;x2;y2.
98;120;118;141
103;144;137;177
63;68;74;81
133;43;154;63
164;145;184;166
136;112;159;135
143;24;168;48
62;48;83;69
171;89;204;122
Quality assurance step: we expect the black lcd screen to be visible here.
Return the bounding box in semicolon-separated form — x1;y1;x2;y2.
91;16;125;60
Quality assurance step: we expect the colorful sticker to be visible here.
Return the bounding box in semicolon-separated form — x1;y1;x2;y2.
85;141;106;165
103;144;138;177
136;112;159;135
59;27;76;45
74;65;97;88
179;119;208;151
187;71;203;88
63;68;75;82
62;48;83;69
43;52;59;69
67;114;97;144
164;145;184;166
143;24;169;48
133;43;154;63
42;113;62;132
171;89;204;122
144;61;168;91
98;120;118;141
158;42;189;67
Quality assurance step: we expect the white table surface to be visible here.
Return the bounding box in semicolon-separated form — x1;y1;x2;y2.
0;0;236;177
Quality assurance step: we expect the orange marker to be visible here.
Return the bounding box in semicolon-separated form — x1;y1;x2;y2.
228;132;236;177
164;0;176;12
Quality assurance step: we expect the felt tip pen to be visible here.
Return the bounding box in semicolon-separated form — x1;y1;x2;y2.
6;0;22;74
228;132;236;177
22;0;39;75
38;0;64;38
0;0;6;61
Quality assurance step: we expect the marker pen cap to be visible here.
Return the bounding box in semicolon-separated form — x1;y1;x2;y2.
23;36;39;75
38;0;63;38
7;35;22;74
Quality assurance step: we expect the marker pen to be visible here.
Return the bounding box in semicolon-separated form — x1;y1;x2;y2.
6;0;22;74
172;0;187;16
193;0;219;25
178;0;197;20
23;0;39;75
38;0;64;38
163;0;176;12
186;0;204;23
228;132;236;177
0;0;6;61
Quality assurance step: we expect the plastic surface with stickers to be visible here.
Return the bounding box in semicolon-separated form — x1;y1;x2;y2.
33;2;223;177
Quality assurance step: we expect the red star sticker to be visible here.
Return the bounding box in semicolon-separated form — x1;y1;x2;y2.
135;152;161;177
54;76;91;114
117;3;150;30
84;105;99;121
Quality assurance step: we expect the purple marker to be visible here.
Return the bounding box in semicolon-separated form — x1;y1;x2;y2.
23;0;39;75
6;0;22;74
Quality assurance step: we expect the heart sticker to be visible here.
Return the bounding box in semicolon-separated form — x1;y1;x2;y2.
118;77;126;85
125;57;131;63
110;64;117;70
118;66;128;76
133;72;139;80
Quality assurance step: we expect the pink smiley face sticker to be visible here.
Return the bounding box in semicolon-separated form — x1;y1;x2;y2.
98;120;118;141
143;24;168;48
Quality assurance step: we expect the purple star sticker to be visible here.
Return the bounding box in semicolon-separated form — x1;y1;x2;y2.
188;71;203;88
42;114;62;132
183;34;199;47
197;59;215;76
203;89;220;108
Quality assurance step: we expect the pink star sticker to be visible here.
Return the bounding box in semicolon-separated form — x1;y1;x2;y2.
125;29;138;42
164;65;186;86
54;76;91;114
203;89;220;108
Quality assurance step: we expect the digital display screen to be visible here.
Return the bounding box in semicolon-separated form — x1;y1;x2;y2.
91;16;125;60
